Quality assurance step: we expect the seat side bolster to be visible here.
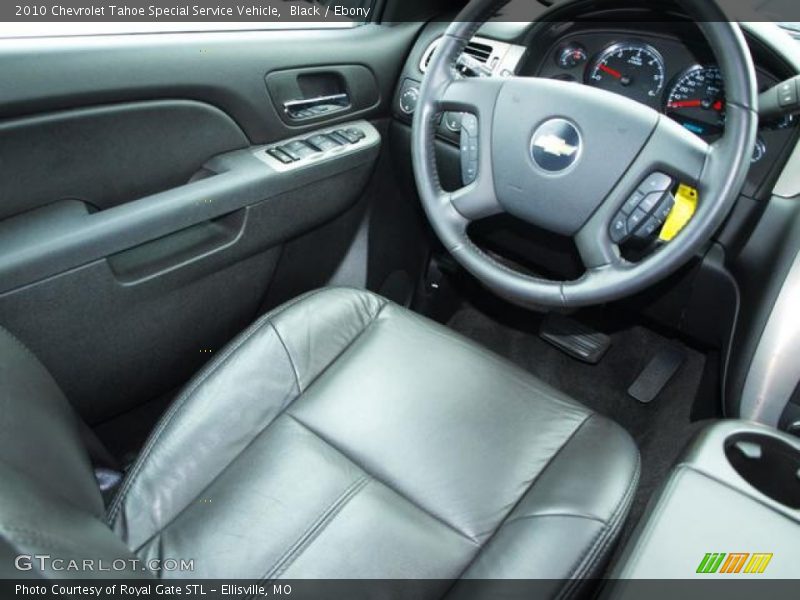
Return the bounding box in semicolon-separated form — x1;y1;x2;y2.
0;325;104;517
107;288;387;550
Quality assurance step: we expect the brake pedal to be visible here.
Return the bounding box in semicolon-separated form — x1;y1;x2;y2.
539;313;611;364
628;345;686;404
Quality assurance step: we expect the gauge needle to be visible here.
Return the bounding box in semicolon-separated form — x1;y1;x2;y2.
669;99;724;111
599;64;623;79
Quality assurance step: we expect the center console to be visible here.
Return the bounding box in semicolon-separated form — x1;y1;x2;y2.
611;421;800;581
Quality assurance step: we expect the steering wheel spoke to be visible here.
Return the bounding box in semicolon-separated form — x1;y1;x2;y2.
437;77;504;118
435;78;505;221
574;217;624;271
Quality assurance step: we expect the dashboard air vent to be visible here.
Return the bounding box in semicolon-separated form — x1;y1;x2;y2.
420;38;498;72
462;41;493;63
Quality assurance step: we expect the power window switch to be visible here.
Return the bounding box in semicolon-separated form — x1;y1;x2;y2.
267;148;294;164
280;141;317;160
306;134;341;152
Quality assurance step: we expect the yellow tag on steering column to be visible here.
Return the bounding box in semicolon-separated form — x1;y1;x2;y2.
659;184;698;242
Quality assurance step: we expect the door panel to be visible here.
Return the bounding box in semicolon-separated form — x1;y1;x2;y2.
0;23;421;422
0;100;248;221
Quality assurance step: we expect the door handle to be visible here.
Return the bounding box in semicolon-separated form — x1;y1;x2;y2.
283;93;350;120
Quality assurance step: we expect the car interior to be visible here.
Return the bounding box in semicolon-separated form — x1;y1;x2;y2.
1;0;800;593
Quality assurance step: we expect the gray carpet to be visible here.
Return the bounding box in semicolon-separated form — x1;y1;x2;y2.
447;304;712;541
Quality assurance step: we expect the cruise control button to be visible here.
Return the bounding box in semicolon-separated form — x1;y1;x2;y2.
627;208;647;231
621;191;645;215
655;195;676;222
639;172;673;194
639;191;665;214
610;214;628;243
636;215;662;240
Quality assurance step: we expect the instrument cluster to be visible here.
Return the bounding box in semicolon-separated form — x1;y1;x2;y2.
536;33;793;162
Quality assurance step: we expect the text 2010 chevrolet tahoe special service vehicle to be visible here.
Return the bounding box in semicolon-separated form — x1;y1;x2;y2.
1;0;799;597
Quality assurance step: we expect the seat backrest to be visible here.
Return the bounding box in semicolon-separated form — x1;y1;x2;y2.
0;326;144;578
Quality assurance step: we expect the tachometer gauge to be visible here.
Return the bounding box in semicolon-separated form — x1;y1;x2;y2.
587;42;666;104
665;66;725;136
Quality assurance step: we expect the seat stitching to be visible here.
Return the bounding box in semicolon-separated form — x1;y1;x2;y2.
441;411;594;590
267;320;302;393
269;297;390;396
115;291;387;546
259;475;371;585
286;413;480;547
557;452;641;600
504;512;608;527
107;288;379;527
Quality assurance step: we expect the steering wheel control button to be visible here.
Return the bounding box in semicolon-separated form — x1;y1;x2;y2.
639;172;674;194
778;80;798;108
639;191;665;214
627;208;647;231
621;191;645;215
444;112;463;133
530;118;582;173
610;215;628;243
636;215;662;240
461;114;480;186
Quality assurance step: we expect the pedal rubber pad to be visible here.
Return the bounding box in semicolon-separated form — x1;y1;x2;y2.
540;313;611;364
628;345;686;404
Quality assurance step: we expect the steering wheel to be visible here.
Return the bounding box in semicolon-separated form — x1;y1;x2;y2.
411;0;758;309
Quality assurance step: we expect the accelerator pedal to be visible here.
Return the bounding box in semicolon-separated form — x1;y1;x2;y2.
628;345;686;404
540;313;611;364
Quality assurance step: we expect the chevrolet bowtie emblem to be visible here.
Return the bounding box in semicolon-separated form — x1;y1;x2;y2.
533;134;579;158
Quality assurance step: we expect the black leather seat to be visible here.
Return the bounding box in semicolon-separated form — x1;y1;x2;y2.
0;288;639;589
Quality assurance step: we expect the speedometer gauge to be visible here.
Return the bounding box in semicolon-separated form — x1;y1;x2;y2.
586;42;666;104
665;66;725;135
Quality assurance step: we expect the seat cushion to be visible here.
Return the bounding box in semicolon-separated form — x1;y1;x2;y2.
107;288;639;587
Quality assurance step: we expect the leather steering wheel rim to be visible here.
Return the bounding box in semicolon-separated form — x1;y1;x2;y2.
411;0;759;309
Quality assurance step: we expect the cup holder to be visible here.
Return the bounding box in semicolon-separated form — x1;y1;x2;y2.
725;433;800;509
